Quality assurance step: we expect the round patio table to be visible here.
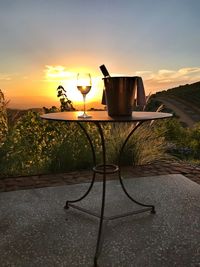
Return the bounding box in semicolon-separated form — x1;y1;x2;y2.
41;110;172;266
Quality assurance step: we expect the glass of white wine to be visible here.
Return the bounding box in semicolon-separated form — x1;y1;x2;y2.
77;73;92;118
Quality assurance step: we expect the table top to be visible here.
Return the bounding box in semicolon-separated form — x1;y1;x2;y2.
40;111;172;122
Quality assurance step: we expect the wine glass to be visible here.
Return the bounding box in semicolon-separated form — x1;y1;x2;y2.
77;73;92;118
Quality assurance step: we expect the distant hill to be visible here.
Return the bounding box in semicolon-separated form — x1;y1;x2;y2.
150;81;200;127
153;81;200;109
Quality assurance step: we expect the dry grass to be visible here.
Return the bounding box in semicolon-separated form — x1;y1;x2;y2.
106;121;171;166
0;89;8;147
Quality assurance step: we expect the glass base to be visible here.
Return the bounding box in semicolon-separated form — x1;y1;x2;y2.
78;112;92;119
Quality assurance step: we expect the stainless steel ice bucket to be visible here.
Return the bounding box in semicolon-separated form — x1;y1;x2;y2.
103;76;137;116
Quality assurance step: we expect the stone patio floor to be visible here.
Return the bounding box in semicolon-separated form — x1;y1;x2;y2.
0;160;200;266
0;174;199;267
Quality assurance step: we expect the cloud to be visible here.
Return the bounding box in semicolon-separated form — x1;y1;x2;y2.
178;67;200;75
0;72;26;81
0;73;12;81
138;67;200;84
43;65;200;94
135;70;153;76
134;67;200;93
44;65;76;81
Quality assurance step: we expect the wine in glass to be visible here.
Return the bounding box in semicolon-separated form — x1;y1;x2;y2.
77;73;92;118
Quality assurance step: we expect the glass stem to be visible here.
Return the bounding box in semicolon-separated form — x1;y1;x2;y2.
83;94;86;114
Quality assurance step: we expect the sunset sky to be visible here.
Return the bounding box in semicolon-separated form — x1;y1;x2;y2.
0;0;200;109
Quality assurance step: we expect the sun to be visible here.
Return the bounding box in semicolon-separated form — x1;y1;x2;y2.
44;65;103;107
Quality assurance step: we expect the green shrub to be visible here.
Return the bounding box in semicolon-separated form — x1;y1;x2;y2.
186;122;200;158
0;110;104;176
154;118;187;144
0;111;53;175
0;88;183;176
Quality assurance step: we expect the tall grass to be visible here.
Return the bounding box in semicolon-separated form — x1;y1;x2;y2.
0;89;8;148
107;121;170;166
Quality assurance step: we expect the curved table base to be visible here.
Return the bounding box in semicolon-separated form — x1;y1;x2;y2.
64;121;155;266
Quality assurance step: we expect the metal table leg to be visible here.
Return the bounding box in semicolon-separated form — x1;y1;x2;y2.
64;121;155;266
93;122;106;266
64;122;96;209
118;121;155;214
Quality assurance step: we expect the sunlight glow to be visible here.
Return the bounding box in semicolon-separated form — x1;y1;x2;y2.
44;65;104;108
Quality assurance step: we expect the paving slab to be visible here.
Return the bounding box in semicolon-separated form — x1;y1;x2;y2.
0;174;199;267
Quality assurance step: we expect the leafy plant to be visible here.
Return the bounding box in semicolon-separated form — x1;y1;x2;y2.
0;111;52;175
57;85;75;111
